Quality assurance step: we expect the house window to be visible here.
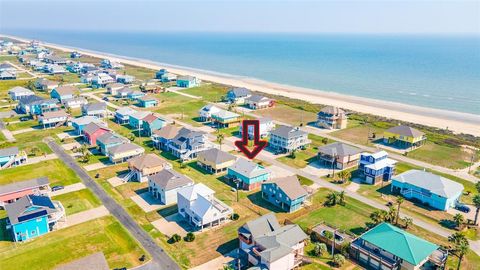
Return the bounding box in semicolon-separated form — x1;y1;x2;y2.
31;230;36;235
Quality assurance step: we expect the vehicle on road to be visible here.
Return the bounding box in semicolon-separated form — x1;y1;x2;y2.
455;204;470;213
51;185;64;192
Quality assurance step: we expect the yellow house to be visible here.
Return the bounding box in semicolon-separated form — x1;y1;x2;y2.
107;143;145;164
197;148;237;174
383;125;426;149
128;153;172;182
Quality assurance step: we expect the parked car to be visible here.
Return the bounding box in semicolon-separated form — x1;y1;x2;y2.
102;96;109;101
455;204;471;213
51;185;64;192
19;117;30;122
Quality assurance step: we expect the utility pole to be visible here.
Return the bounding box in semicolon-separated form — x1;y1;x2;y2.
331;229;337;258
468;151;476;174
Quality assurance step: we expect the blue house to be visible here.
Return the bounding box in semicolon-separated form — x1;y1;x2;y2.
226;87;251;104
227;158;271;191
176;75;199;88
96;132;128;155
137;95;158;108
358;151;397;185
391;170;464;211
127;91;145;100
141;114;165;136
151;125;182;150
261;176;308;212
17;96;58;115
115;107;137;124
5;195;65;242
0;147;27;169
50;85;76;102
128;111;151;130
71;116;104;135
155;69;167;79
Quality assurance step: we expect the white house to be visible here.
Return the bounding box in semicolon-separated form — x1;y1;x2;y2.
38;110;69;129
148;169;193;205
8;86;34;101
198;104;222;122
92;73;115;88
177;183;233;230
62;97;88;109
245;95;273;110
240;117;275;139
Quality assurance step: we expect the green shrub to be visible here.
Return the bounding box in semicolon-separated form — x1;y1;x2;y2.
184;232;195;242
169;234;181;243
333;254;346;267
231;213;240;220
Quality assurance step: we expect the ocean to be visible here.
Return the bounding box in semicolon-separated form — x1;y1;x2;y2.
4;30;480;115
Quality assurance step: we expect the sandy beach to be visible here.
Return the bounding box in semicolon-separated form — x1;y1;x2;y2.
3;34;480;136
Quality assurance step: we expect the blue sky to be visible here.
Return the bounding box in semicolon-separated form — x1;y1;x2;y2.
0;0;479;34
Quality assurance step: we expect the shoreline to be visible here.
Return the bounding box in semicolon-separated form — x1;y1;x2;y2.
2;34;480;136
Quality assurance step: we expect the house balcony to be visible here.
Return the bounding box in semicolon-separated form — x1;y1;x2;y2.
428;249;448;267
48;200;66;224
351;239;400;269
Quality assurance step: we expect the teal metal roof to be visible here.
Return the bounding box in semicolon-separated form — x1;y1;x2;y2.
360;223;438;265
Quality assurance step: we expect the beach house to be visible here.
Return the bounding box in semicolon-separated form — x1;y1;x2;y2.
0;71;16;80
107;143;145;164
245;95;274;110
151;125;183;150
62;97;88;109
91;73;115;88
316;106;347;130
137;95;158;108
34;78;58;91
155;69;167;79
148;169;193;205
71;115;105;135
17;96;59;115
116;87;133;99
177;183;233;230
0;62;16;72
391;170;464;211
211;109;241;128
358;151;397;185
38;110;69;129
238;213;308;270
128;110;151;131
141;114;165;136
176;75;200;88
125;153;171;182
350;223;447;270
226;87;251;104
0;177;50;208
240;117;275;139
82;102;108;118
269;125;310;153
227;158;271;190
114;107;137;124
317;142;362;170
261;176;308;213
50;85;76;102
116;74;135;84
5;195;65;242
82;122;110;146
8;86;34;101
106;83;124;96
383;125;427;149
127;90;145;100
44;55;67;65
0;147;27;170
169;128;211;161
44;64;66;74
197;148;237;174
198;104;222;122
96;132;129;155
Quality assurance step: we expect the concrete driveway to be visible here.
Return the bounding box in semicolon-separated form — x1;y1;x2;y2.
50;183;86;196
131;192;165;212
190;249;239;270
152;214;188;237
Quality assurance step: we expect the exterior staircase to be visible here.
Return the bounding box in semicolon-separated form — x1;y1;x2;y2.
122;170;135;182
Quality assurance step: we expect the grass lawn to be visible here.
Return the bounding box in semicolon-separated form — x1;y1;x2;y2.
407;142;477;169
0;159;82;186
181;83;228;102
0;79;31;98
277;134;333;169
154;92;208;127
0;216;147;270
5;120;39;131
0;140;53;156
254;104;317;126
123;64;156;81
52;189;102;215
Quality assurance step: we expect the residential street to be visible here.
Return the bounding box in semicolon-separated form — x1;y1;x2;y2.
45;138;180;270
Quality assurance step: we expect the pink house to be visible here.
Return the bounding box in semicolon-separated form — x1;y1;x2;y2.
83;122;110;146
0;177;50;208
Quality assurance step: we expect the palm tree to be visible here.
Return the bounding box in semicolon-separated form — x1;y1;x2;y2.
395;197;404;225
338;170;351;184
216;133;225;150
402;217;413;229
326;191;339;206
448;232;469;270
338;191;346;206
453;213;465;230
473;194;480;226
476;181;480;193
387;206;396;223
370;210;386;225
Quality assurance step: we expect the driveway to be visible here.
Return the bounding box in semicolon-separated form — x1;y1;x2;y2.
107;174;128;187
84;162;109;171
152;213;188;237
190;249;238;270
50;182;86;197
62;206;110;228
131;192;165;212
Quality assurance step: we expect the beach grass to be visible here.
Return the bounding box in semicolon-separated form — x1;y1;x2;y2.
52;189;102;215
277;134;333;168
0;216;147;270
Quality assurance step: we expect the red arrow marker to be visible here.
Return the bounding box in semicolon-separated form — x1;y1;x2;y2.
235;120;268;159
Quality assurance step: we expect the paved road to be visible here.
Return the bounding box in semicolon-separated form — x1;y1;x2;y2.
0;120;16;142
45;138;180;270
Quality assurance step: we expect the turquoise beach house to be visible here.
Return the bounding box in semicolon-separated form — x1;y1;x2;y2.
129;111;150;130
96;132;128;155
141;114;165;136
176;75;199;88
5;195;65;242
391;170;464;211
127;91;145;100
137;95;158;108
50;85;76;102
227;158;270;190
261;175;308;212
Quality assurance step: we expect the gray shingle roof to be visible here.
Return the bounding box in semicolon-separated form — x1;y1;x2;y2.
83;102;107;112
229;158;270;178
393;170;464;198
0;146;19;157
54;85;76;95
108;143;144;155
318;106;346;116
270;125;307;139
148;169;193;191
264;176;307;200
152;125;182;139
386;125;425;138
5;195;57;225
8;86;33;95
0;177;49;196
228;87;251;97
317;142;362;157
128;153;169;170
198;148;236;165
246;95;270;103
82;122;109;135
96;132;128;145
